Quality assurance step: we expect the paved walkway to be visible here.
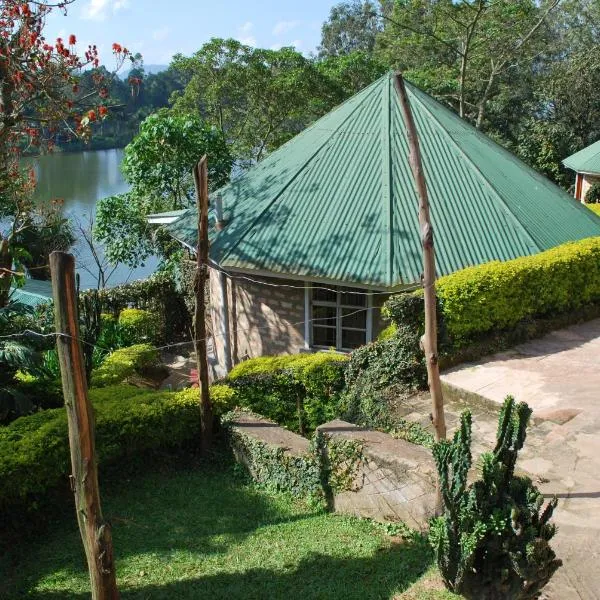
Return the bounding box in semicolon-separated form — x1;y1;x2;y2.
437;319;600;600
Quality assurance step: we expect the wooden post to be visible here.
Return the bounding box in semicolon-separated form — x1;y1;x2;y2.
49;252;119;600
193;156;213;453
394;72;447;443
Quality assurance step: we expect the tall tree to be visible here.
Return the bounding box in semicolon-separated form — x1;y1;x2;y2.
319;1;382;57
376;0;561;131
95;111;232;267
0;0;135;305
170;39;335;163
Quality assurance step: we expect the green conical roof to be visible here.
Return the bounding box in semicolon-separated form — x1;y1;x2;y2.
167;72;600;289
563;140;600;175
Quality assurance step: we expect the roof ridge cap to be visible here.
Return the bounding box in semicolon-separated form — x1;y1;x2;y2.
404;84;540;253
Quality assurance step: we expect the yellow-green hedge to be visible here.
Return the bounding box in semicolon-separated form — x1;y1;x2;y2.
587;204;600;217
436;237;600;340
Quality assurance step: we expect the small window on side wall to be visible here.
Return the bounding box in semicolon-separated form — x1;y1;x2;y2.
311;285;370;351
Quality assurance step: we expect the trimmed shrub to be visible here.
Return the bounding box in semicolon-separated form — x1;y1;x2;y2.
436;237;600;341
91;344;162;388
226;353;348;435
0;385;200;515
173;383;236;417
384;237;600;345
83;271;190;344
118;308;161;345
587;204;600;217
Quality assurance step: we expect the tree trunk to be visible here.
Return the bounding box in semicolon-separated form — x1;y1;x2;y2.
393;72;447;443
49;252;119;600
0;238;11;308
193;156;213;454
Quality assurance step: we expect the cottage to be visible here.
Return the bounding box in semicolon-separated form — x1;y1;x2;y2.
154;72;600;374
563;140;600;202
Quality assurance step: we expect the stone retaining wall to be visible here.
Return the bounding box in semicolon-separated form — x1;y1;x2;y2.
225;411;436;531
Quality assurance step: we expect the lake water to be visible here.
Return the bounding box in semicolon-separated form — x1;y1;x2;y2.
29;149;159;289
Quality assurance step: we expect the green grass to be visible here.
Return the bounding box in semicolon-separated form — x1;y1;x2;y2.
1;458;458;600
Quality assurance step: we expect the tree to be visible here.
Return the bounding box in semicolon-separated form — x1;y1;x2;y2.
316;50;387;98
171;39;336;163
94;111;232;267
376;0;561;131
0;0;135;306
319;1;382;57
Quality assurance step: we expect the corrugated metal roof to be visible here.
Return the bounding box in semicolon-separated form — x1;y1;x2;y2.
563;140;600;174
166;72;600;288
10;279;53;307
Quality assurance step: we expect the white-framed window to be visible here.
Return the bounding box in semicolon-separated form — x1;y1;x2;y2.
307;285;372;351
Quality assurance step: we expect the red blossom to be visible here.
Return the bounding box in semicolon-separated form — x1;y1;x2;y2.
87;109;97;122
69;34;76;45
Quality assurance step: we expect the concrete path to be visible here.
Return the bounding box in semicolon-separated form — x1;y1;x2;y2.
439;319;600;600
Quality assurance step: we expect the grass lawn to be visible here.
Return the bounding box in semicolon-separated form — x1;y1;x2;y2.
1;458;459;600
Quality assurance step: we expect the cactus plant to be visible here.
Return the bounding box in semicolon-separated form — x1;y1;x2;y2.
430;396;562;599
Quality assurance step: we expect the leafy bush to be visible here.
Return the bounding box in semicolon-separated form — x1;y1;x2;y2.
0;385;200;515
226;353;348;434
587;203;600;217
90;344;163;388
173;384;236;417
82;271;190;344
430;397;561;599
384;237;600;346
339;293;429;428
118;308;161;346
585;182;600;204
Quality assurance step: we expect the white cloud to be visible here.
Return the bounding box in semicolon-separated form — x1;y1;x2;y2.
291;39;303;50
272;20;300;36
82;0;129;21
152;27;171;42
237;22;256;47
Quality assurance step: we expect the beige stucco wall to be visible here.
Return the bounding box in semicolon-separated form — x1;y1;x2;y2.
209;268;391;373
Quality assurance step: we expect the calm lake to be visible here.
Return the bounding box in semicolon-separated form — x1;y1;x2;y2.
29;149;158;289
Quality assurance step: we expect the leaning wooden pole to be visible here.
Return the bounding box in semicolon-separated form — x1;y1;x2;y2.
193;155;213;453
49;252;119;600
394;72;447;443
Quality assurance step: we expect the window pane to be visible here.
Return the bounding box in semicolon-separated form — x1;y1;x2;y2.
312;288;336;303
341;328;366;349
339;288;367;307
313;305;336;325
341;308;366;330
313;326;336;347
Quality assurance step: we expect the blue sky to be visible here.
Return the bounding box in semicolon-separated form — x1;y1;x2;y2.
45;0;338;67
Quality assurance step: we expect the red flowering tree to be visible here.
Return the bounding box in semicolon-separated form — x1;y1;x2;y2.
0;0;137;306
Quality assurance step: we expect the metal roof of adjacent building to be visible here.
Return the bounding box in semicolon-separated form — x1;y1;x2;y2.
165;72;600;289
10;279;53;307
563;140;600;175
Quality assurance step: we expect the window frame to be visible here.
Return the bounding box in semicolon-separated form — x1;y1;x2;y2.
306;284;373;352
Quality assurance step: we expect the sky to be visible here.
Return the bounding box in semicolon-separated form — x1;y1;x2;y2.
44;0;339;67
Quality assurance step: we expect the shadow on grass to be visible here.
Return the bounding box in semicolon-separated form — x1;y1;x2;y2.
3;454;433;600
22;540;432;600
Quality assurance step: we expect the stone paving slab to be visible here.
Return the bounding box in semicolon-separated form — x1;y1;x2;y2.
435;319;600;600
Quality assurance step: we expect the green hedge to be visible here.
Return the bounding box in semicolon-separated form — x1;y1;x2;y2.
91;344;162;388
587;204;600;217
225;353;348;435
385;237;600;344
0;385;200;515
436;237;600;341
118;308;162;346
82;272;190;344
